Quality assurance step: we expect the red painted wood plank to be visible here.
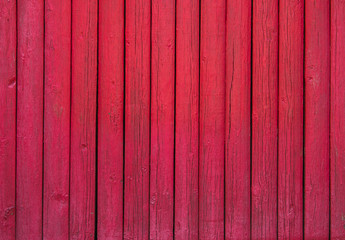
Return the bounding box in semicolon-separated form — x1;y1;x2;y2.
0;0;16;239
70;0;98;238
175;0;199;239
150;0;175;239
225;0;251;239
97;0;124;239
43;0;71;238
304;1;330;239
331;1;345;239
278;0;304;239
16;0;44;238
251;0;278;239
124;0;150;239
199;0;225;239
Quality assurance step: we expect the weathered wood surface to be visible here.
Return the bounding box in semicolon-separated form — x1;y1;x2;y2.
1;1;345;239
278;0;304;239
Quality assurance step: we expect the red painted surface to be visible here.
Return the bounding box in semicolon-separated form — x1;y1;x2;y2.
304;1;330;239
43;0;70;238
3;1;345;239
97;0;124;239
150;0;175;239
124;0;150;239
278;0;304;239
16;0;44;238
252;0;278;239
0;0;16;239
331;1;345;239
199;0;225;239
175;0;199;239
69;0;98;238
225;0;251;239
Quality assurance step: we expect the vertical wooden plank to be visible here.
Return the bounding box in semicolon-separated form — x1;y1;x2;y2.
331;1;345;239
225;0;251;239
70;0;98;238
43;0;71;238
98;0;124;239
124;0;150;239
251;0;278;239
278;0;304;239
199;0;225;239
0;0;16;239
304;1;330;239
150;0;175;239
16;0;44;239
175;0;199;239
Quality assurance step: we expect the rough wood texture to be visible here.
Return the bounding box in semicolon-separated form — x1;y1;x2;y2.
0;0;16;239
225;0;251;239
98;0;124;239
278;0;304;239
43;0;71;238
16;0;44;238
251;0;278;239
124;0;151;239
304;1;330;239
150;0;175;239
331;1;345;239
199;0;226;239
69;0;98;238
175;0;199;239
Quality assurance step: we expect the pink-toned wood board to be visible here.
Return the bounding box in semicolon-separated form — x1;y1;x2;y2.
150;0;175;239
278;0;304;239
175;0;199;239
0;0;16;239
16;0;44;238
199;0;226;239
225;0;251;239
304;1;330;239
69;0;98;238
251;0;278;239
97;0;124;239
43;0;71;238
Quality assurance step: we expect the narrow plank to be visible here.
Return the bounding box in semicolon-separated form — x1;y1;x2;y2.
251;0;278;239
43;0;71;238
278;0;304;239
304;1;330;239
69;0;98;238
124;0;151;239
175;0;199;239
0;0;16;239
199;0;226;239
331;1;345;239
150;0;175;239
225;0;251;239
97;0;124;239
16;0;44;239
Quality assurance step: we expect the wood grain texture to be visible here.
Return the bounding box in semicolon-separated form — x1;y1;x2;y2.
304;1;330;239
278;0;304;239
124;0;151;239
150;0;175;239
199;0;225;239
225;0;251;239
175;0;199;239
43;0;71;238
98;0;124;239
251;0;278;239
16;0;44;238
70;0;98;238
331;1;345;239
0;0;16;239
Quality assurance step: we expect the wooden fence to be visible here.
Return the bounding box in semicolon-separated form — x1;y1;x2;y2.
0;0;344;239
